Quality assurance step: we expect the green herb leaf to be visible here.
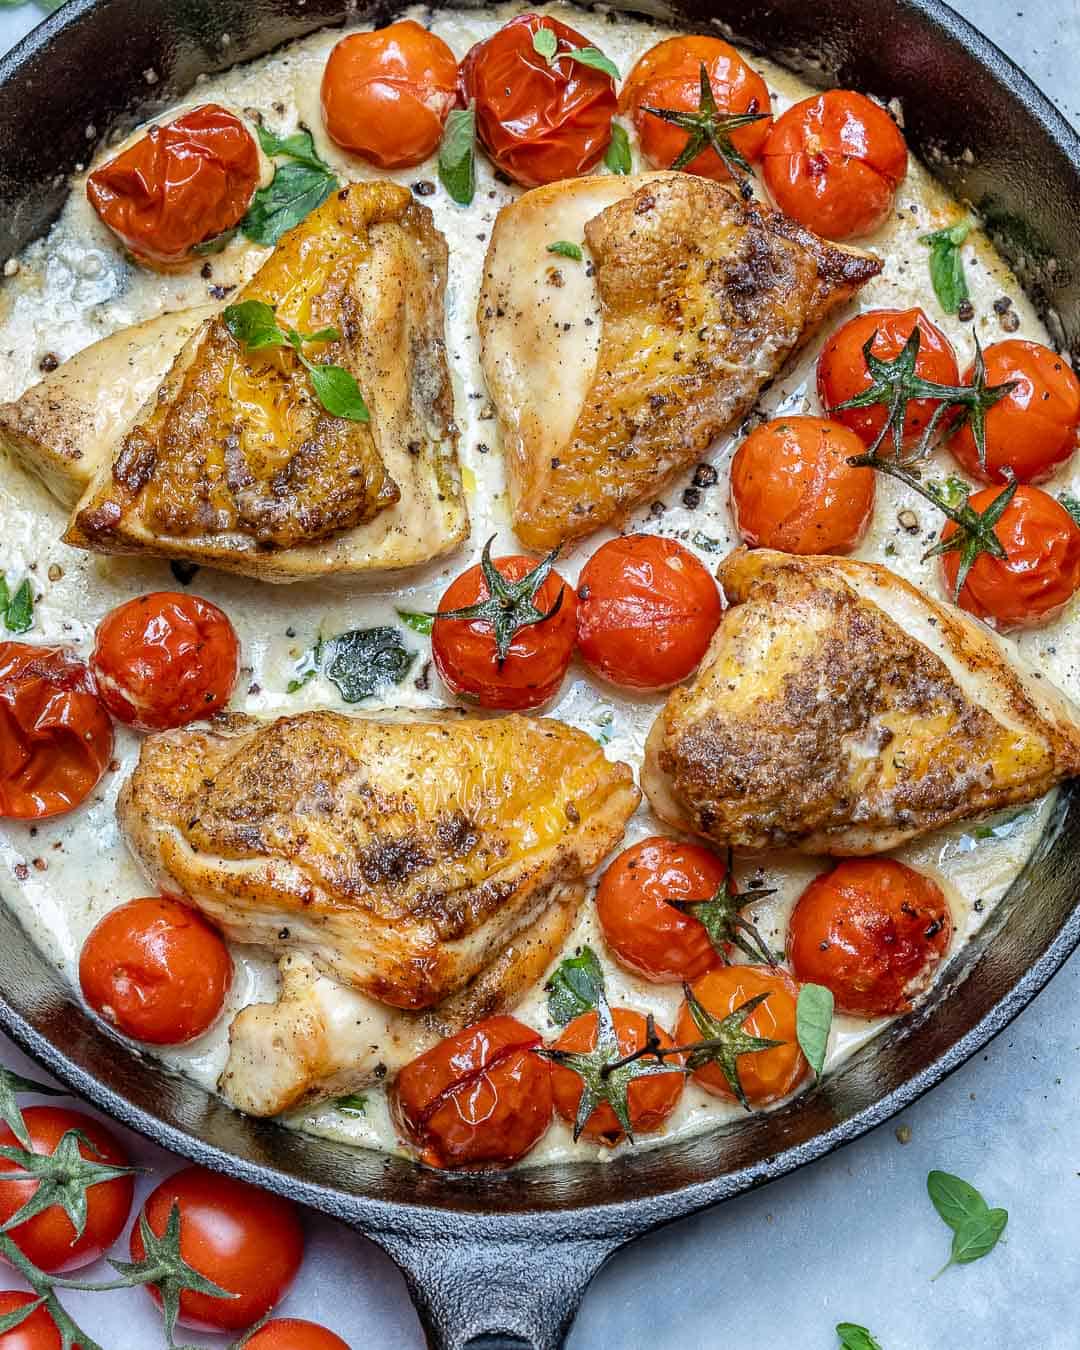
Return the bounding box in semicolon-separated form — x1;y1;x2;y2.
397;609;434;636
255;124;330;172
604;123;632;175
286;635;323;694
305;362;370;422
796;983;834;1077
564;46;620;82
439;106;477;207
4;579;34;634
0;576;8;617
927;1169;1008;1277
547;240;583;261
323;627;416;703
546;946;605;1026
920;219;973;315
969;807;1033;842
335;1093;368;1116
225;305;367;422
1059;491;1080;528
191;228;236;256
532;26;558;62
692;531;724;554
241;161;338;247
947;1208;1009;1271
928;475;971;510
223;299;284;351
836;1325;884;1350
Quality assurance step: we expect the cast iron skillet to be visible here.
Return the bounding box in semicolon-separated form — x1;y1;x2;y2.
1;2;1079;1346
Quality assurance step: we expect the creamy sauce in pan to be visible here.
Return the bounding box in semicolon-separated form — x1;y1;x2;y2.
0;2;1075;1165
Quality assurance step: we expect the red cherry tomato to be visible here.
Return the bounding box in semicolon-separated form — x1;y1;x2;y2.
243;1320;350;1350
818;307;959;450
595;836;727;982
459;14;617;187
576;535;723;690
131;1167;304;1332
730;416;875;555
79;896;233;1045
761;90;907;239
86;104;259;266
948;339;1080;484
392;1016;552;1169
90;591;239;731
0;643;114;821
321;22;458;169
620;35;771;179
0;1291;61;1349
788;859;952;1018
939;484;1080;630
0;1107;134;1274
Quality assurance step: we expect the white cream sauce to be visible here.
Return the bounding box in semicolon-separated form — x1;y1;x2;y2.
0;2;1075;1166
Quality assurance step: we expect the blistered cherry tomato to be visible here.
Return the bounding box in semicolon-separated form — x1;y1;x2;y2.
619;35;771;179
0;1291;61;1349
79;896;232;1045
939;484;1080;630
90;591;239;731
132;1167;304;1332
948;339;1080;484
730;416;875;555
818;307;959;451
86;104;259;265
0;643;114;821
243;1321;350;1350
321;22;458;168
393;1016;552;1169
761;90;907;239
788;859;952;1018
576;535;723;690
460;14;617;187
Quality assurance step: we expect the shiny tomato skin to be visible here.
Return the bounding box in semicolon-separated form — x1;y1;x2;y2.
939;484;1080;630
460;14;617;187
79;896;232;1045
620;35;771;179
0;643;114;821
86;104;259;265
730;416;875;555
431;554;577;711
788;859;952;1018
576;535;723;690
761;90;907;239
392;1016;552;1169
550;1008;683;1144
90;591;239;731
321;22;458;168
132;1167;304;1332
0;1291;61;1349
243;1320;350;1350
0;1107;134;1275
948;339;1080;484
595;836;727;982
677;966;807;1106
818;307;959;450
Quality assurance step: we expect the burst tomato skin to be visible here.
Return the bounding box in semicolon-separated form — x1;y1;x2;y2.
0;643;114;821
90;591;239;731
730;416;875;555
788;859;952;1018
79;896;232;1045
0;1290;62;1349
243;1320;350;1350
948;339;1080;484
459;14;617;187
0;1107;134;1275
392;1016;552;1169
86;104;259;265
939;484;1080;630
817;307;959;450
619;35;771;179
576;535;723;690
132;1167;304;1332
321;22;458;168
761;90;907;239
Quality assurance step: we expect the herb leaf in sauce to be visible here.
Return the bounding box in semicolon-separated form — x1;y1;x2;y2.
547;240;583;261
604;122;632;175
836;1325;884;1350
795;982;834;1078
927;1169;1008;1277
241;125;339;246
286;635;324;693
255;124;327;171
928;474;971;510
323;626;416;703
335;1093;368;1116
692;531;724;554
397;609;434;636
1060;491;1080;528
1;577;34;634
438;106;477;207
920;218;973;315
546;945;605;1025
969;806;1033;842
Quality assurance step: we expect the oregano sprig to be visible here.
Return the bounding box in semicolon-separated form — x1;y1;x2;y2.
664;850;777;966
640;62;767;194
240;124;339;246
927;1169;1008;1279
531;27;619;82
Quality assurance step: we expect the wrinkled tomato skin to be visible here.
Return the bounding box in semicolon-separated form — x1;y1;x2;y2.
620;35;771;179
789;859;952;1018
321;22;458;168
730;416;875;555
940;484;1080;631
0;1290;62;1349
0;1107;134;1275
431;555;577;711
818;308;959;450
0;643;114;821
460;14;617;187
243;1322;350;1350
392;1016;552;1169
79;896;233;1045
90;591;239;731
761;90;907;239
948;339;1080;484
550;1008;683;1144
86;104;259;266
576;535;723;690
596;836;727;982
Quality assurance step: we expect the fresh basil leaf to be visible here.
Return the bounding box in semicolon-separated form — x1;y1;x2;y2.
241;161;338;246
335;1093;368;1116
929;475;970;509
4;579;34;634
948;1208;1008;1269
927;1169;990;1230
324;627;416;703
547;240;583;261
692;531;723;554
223;299;284;351
532;26;558;62
1059;490;1080;528
305;362;370;422
0;576;9;617
256;124;330;172
439;106;476;207
836;1325;884;1350
546;945;605;1026
604;123;632;175
796;983;833;1077
298;325;341;346
397;609;434;636
920;219;973;315
565;46;620;82
192;228;236;256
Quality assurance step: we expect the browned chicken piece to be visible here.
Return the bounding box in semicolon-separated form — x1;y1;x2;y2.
643;549;1080;854
478;172;882;550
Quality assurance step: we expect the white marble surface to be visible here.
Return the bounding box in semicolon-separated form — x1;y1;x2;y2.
0;1;1078;1346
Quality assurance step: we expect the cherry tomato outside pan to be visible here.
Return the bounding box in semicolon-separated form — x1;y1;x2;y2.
459;13;617;188
86;104;260;266
243;1322;350;1350
0;1291;62;1349
0;643;114;821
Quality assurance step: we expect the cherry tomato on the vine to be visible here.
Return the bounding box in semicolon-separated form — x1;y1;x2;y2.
0;1291;62;1349
243;1320;350;1350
